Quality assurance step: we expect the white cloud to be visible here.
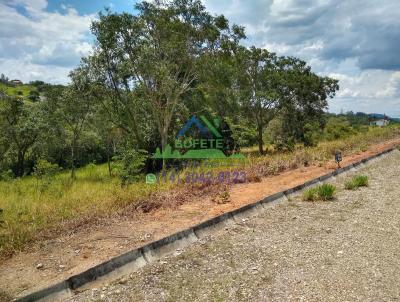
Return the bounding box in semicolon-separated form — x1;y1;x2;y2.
202;0;400;116
0;0;95;84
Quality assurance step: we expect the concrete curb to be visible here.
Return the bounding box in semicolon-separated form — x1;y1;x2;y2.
14;147;396;302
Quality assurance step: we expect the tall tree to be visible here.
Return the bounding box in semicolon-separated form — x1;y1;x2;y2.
237;47;281;154
88;0;243;166
46;69;96;179
276;56;339;147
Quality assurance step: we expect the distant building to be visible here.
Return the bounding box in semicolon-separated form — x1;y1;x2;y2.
10;79;23;85
370;118;390;127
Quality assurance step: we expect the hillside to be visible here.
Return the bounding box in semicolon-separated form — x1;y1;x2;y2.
0;83;40;101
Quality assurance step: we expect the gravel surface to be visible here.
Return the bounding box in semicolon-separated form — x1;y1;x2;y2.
68;150;400;302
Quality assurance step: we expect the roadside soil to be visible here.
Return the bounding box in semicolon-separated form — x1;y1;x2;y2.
1;138;400;300
70;148;400;302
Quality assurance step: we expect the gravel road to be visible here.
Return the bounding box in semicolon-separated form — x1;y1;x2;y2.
68;150;400;302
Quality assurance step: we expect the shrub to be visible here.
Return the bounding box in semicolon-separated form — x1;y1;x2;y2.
33;159;60;179
0;170;13;181
345;175;369;190
33;160;60;192
302;183;336;201
113;149;148;186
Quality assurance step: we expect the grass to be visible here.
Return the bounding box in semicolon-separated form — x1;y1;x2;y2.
0;82;36;98
0;125;399;257
345;175;369;190
0;164;172;257
302;183;336;201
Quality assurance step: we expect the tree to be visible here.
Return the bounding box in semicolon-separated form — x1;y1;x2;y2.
236;47;280;154
46;69;96;179
0;93;45;176
275;56;339;147
88;0;243;167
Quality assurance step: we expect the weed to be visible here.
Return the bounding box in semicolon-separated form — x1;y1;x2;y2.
302;187;318;201
318;183;336;200
212;187;231;204
345;175;369;190
303;183;336;201
344;180;357;190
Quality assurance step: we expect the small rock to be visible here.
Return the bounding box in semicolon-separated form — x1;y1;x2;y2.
59;265;66;269
74;249;80;254
36;263;44;269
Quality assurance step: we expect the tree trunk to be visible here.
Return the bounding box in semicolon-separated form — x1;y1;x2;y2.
16;150;25;177
71;137;76;180
107;146;112;177
160;131;167;170
257;124;264;155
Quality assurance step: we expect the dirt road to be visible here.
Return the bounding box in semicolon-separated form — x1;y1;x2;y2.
69;150;400;301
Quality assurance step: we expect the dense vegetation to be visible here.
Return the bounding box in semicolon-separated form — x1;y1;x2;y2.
0;0;340;181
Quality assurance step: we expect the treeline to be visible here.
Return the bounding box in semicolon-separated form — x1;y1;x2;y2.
0;0;339;179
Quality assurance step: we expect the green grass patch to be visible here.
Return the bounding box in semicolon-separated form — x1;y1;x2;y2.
302;183;336;201
345;175;369;190
0;82;36;98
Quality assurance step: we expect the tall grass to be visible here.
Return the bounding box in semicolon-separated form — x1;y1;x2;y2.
0;164;172;257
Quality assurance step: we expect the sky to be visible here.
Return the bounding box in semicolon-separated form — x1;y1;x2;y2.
1;0;400;116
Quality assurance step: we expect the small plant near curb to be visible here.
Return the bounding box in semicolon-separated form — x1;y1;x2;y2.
212;186;231;204
345;175;369;190
302;183;336;201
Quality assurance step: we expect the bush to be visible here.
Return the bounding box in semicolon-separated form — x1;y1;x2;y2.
33;159;60;179
324;117;356;141
113;149;147;186
33;160;60;192
0;170;13;181
303;183;336;201
303;122;322;147
345;175;369;190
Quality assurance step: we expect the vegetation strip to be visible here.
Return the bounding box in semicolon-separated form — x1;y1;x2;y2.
14;147;395;302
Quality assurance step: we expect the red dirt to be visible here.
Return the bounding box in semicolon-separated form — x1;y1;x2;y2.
1;138;399;299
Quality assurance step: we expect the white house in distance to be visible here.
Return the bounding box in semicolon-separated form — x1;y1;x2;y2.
370;115;390;127
10;79;23;85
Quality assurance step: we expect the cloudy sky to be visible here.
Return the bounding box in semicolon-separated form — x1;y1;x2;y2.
1;0;400;116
